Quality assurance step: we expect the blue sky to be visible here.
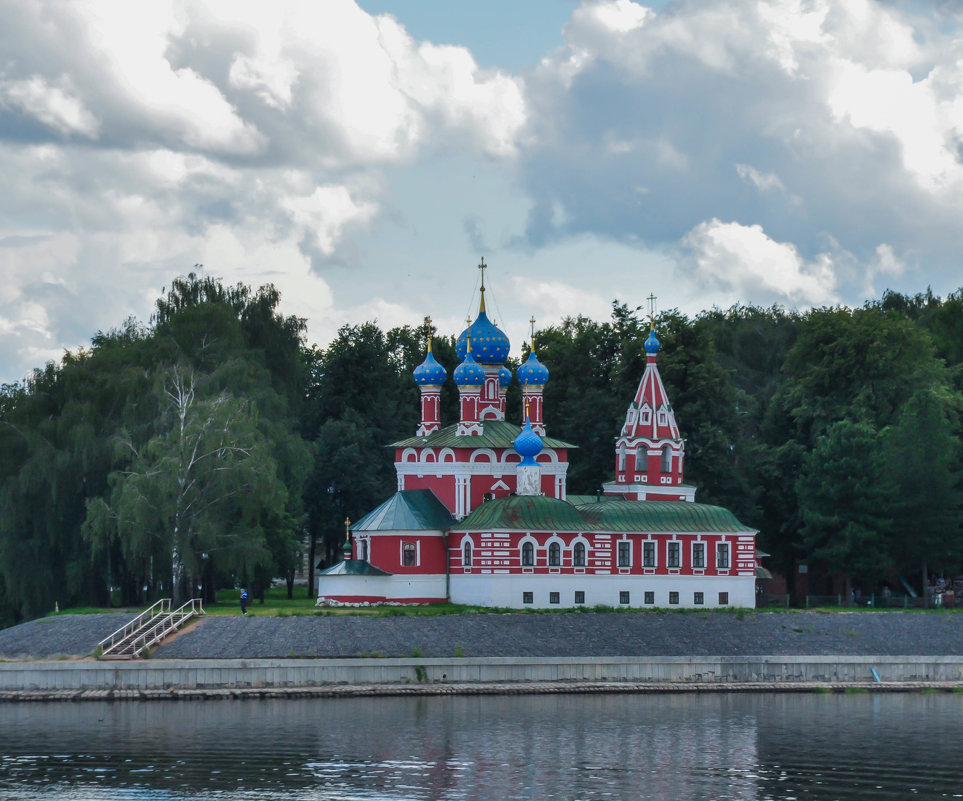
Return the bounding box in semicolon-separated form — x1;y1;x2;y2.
1;0;962;383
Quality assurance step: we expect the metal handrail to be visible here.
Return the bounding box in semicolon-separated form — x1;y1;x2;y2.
121;598;205;658
98;599;170;652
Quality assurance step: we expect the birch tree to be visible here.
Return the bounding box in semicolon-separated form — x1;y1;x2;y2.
85;365;289;604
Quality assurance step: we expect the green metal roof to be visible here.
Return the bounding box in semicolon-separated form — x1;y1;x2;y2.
451;495;755;533
351;489;455;533
453;494;587;532
320;559;391;576
391;420;576;450
573;500;755;533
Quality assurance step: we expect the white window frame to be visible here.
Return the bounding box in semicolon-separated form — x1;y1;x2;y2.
617;539;632;568
667;540;681;569
643;540;657;568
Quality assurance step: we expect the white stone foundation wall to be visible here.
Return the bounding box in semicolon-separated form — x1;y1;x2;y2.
317;574;447;603
449;573;755;609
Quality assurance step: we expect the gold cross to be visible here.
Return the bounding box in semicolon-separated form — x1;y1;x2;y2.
529;316;536;351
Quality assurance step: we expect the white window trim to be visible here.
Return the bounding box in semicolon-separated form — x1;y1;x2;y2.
691;541;706;570
642;539;657;569
666;539;682;569
616;538;633;568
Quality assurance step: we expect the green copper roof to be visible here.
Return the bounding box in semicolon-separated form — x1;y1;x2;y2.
320;559;391;576
573;500;754;533
391;420;576;450
452;495;754;533
351;489;455;533
454;495;587;532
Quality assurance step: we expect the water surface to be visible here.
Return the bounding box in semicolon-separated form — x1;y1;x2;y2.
1;692;961;799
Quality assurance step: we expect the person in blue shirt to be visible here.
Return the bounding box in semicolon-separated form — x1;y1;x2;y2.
240;589;248;615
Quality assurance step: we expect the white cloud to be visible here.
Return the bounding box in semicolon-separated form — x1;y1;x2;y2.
508;276;611;323
735;163;786;195
0;76;99;137
281;186;378;257
682;219;838;306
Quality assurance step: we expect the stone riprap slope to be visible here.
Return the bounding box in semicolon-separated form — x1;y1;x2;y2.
0;614;126;659
2;611;962;661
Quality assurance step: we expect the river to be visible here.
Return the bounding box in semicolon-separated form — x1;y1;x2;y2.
1;692;961;799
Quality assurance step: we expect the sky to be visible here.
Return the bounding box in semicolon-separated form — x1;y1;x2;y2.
2;0;963;384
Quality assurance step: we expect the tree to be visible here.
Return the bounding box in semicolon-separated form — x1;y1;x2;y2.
84;365;292;605
797;420;893;595
881;388;963;599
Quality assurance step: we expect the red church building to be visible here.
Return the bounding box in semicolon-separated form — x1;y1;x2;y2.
317;268;757;608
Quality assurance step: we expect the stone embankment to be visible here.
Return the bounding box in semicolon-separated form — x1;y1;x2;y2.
1;611;961;700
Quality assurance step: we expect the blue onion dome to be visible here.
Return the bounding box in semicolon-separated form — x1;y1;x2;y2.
644;329;661;355
516;351;549;386
453;350;485;386
513;417;544;466
456;311;510;365
413;349;447;386
499;365;512;388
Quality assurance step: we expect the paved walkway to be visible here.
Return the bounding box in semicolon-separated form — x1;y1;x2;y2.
1;610;962;660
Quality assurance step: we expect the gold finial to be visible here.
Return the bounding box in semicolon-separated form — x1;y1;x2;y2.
529;316;536;351
425;316;433;353
478;257;487;314
344;517;351;543
647;293;657;330
525;398;530;420
466;330;472;355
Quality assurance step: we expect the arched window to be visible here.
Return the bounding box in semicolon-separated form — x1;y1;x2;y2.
403;542;416;566
661;445;672;473
618;444;626;471
635;444;645;470
463;541;472;567
573;542;586;567
522;542;534;566
549;542;561;566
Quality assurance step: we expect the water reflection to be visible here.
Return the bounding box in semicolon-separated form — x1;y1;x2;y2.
0;693;961;799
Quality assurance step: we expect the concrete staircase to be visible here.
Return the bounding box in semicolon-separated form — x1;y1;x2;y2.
98;599;204;660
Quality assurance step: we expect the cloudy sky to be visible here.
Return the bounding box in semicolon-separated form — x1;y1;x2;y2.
2;0;962;384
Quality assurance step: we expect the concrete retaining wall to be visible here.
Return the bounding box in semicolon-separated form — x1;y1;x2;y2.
1;655;962;693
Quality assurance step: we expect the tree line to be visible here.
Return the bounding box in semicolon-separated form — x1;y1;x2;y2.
0;274;961;625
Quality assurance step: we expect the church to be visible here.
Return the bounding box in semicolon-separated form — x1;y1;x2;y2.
317;267;758;609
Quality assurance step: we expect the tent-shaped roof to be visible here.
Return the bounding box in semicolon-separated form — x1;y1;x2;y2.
319;559;392;576
351;489;455;533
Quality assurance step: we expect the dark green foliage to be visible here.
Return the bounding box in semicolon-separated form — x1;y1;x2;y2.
1;274;962;622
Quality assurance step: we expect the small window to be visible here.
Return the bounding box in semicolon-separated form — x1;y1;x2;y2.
361;540;368;561
669;591;679;605
667;542;680;568
573;542;586;567
644;591;654;604
694;591;704;605
635;444;645;468
463;541;472;567
619;591;630;605
718;592;729;605
617;541;631;567
548;542;561;566
640;407;651;425
521;541;534;566
523;591;534;604
550;591;560;605
692;542;705;569
716;543;730;569
643;541;656;567
403;542;416;566
661;445;671;473
575;591;585;604
618;444;626;471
